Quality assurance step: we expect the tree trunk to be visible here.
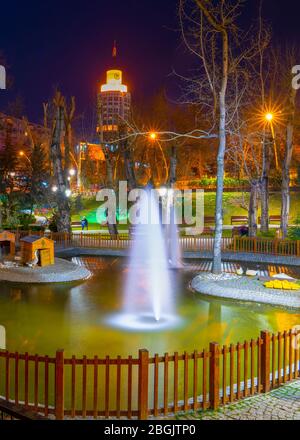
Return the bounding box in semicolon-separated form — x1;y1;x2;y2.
101;146;118;236
248;180;259;237
51;100;71;233
260;136;271;234
212;30;228;275
169;146;177;188
122;140;136;190
64;125;71;181
281;88;296;238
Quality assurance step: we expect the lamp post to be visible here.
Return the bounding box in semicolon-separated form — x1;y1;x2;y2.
19;150;32;170
70;144;84;193
260;113;274;234
148;132;169;185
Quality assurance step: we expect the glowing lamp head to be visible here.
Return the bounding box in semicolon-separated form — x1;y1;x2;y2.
265;113;273;122
69;168;76;176
19;151;24;156
149;132;157;141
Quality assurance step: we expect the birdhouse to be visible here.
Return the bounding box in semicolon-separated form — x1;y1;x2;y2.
21;236;55;267
0;231;16;257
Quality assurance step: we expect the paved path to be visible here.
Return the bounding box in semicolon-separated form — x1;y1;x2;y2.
175;380;300;420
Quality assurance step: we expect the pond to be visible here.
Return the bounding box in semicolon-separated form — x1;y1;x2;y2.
0;256;299;358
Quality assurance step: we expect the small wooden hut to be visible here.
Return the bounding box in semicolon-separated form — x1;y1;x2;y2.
0;231;16;257
21;236;54;267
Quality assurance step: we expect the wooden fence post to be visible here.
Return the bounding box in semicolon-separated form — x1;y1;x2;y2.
55;350;65;420
297;241;300;257
233;236;237;253
260;331;271;393
209;342;220;410
138;349;149;420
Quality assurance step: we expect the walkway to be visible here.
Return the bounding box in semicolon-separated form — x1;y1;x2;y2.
175;380;300;420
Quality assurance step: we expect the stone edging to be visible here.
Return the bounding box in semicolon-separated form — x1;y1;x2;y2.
55;247;300;267
191;274;300;309
0;258;91;283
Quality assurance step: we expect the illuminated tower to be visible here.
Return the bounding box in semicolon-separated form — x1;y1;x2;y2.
97;43;131;141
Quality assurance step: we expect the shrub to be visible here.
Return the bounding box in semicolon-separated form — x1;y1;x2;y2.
288;216;300;241
48;213;59;232
189;177;249;188
18;213;36;230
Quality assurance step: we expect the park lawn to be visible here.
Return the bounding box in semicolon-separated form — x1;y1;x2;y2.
71;191;300;232
192;191;300;224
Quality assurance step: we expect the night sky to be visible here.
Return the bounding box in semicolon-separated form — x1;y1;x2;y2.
1;0;300;125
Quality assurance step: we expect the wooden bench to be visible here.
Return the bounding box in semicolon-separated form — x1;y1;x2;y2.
204;216;215;225
231;216;248;225
258;215;282;224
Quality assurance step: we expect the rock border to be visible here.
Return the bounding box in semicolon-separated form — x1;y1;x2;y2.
191;274;300;309
55;247;300;267
0;258;91;284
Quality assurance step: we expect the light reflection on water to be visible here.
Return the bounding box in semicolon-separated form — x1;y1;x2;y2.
0;256;299;358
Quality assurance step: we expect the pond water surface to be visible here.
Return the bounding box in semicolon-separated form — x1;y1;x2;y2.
0;256;299;358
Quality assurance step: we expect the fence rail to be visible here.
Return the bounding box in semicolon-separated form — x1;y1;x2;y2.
9;231;300;257
0;328;299;419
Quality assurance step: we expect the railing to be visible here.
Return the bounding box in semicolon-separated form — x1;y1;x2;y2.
9;230;300;257
233;236;300;257
0;328;299;419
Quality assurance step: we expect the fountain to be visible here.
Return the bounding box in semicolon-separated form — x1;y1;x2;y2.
165;189;183;270
107;188;181;331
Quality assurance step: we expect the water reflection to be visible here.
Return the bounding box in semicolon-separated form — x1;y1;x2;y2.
0;256;299;357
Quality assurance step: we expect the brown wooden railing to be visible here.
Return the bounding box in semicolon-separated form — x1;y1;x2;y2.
10;231;300;257
233;236;300;257
0;328;299;419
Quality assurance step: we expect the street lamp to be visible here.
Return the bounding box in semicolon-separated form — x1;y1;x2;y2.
149;132;157;141
265;113;273;122
264;112;278;170
19;150;32;169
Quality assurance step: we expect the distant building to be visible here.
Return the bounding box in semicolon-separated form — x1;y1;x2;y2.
97;43;131;142
0;112;48;151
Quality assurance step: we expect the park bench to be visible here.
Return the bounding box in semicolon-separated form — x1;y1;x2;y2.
231;216;248;225
204;216;215;225
258;215;283;224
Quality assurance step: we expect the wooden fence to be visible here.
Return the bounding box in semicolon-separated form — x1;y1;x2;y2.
0;328;299;419
10;231;300;257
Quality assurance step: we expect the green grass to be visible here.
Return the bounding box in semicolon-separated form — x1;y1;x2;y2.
70;192;300;233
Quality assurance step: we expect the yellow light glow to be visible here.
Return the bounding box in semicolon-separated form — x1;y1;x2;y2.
101;69;128;93
265;113;273;122
19;151;24;156
149;132;157;140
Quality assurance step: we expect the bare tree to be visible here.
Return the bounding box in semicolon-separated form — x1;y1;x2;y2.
280;50;299;238
50;91;71;232
179;0;263;273
63;96;76;181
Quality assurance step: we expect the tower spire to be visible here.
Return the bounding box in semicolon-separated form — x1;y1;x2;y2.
112;40;117;58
